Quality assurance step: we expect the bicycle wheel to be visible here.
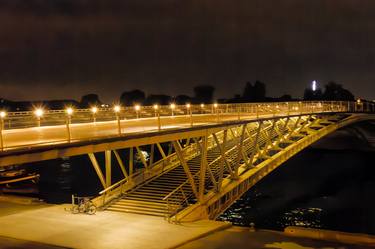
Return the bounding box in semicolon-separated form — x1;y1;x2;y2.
87;204;97;215
72;205;79;214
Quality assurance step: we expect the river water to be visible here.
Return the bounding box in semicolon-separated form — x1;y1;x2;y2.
27;121;375;235
218;121;375;235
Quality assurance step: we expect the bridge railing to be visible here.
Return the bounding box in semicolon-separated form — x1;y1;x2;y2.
0;101;373;151
1;101;368;130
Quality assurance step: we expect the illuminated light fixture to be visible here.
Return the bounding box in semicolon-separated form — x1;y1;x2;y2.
66;107;74;116
153;104;159;110
357;99;361;104
170;103;176;109
34;108;44;117
114;105;121;113
91;107;98;114
312;80;317;91
134;105;141;111
213;103;218;108
276;105;279;108
186;103;191;108
0;111;6;118
200;103;204;108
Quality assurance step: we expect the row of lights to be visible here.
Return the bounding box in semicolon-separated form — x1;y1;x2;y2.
0;103;219;120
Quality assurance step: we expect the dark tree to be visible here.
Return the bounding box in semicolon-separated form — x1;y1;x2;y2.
253;81;266;101
193;85;215;103
175;95;192;105
323;82;354;101
80;94;102;108
145;94;171;105
303;88;323;100
242;82;254;101
120;89;146;106
279;94;293;101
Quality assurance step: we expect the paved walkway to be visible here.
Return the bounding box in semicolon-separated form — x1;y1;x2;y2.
0;202;230;249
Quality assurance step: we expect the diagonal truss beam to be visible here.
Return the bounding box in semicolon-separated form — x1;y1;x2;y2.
172;140;199;200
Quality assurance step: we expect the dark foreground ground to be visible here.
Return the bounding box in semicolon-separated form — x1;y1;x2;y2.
178;226;374;249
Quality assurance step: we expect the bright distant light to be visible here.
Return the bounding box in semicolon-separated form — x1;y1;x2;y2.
186;103;191;108
114;105;121;113
91;107;98;114
312;80;317;91
0;111;6;118
34;108;44;118
66;107;74;115
200;103;205;108
357;99;361;104
134;105;141;111
213;103;218;108
170;103;176;109
153;104;159;110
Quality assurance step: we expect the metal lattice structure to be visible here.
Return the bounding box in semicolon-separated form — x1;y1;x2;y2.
0;101;374;221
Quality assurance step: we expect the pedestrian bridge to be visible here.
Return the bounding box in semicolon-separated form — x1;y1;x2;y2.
0;101;374;222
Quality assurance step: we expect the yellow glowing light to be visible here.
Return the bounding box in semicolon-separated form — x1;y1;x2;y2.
357;99;361;104
114;105;121;113
134;105;141;111
200;103;205;108
0;111;6;118
213;103;218;108
66;107;74;115
91;107;98;114
34;108;44;118
170;103;176;109
153;104;159;110
186;103;191;108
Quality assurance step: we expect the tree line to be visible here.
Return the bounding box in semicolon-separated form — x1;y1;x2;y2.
0;81;356;111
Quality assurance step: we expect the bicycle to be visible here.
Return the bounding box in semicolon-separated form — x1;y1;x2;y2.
69;195;97;215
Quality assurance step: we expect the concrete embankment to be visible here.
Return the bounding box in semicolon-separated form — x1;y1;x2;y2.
284;226;375;246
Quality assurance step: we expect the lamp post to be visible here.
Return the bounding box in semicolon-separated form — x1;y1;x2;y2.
134;105;140;119
0;111;6;151
170;103;176;116
186;103;193;126
213;103;219;122
154;104;161;131
200;103;204;114
114;105;121;135
91;106;98;123
34;108;44;127
66;107;73;142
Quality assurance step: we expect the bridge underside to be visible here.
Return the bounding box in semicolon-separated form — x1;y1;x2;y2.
89;113;372;222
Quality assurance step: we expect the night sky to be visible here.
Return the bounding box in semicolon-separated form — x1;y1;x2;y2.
0;0;374;102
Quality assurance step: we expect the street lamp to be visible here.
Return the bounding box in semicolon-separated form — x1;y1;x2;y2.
34;108;44;127
114;105;121;135
213;103;219;122
134;105;141;119
170;103;176;116
186;103;193;126
0;111;6;150
65;107;74;142
154;104;161;130
91;106;98;123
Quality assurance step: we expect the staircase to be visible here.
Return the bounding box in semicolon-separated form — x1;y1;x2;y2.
106;136;239;217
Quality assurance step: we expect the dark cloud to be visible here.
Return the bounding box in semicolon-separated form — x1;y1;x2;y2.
0;0;374;102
